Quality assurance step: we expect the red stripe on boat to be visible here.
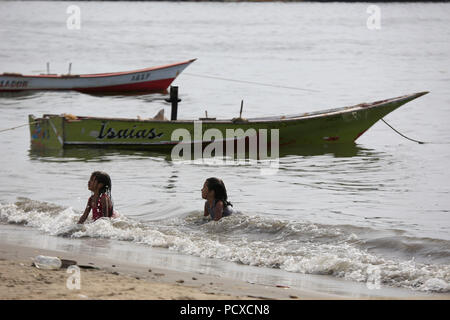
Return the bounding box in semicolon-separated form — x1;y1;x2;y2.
354;129;369;141
74;78;175;93
280;139;297;146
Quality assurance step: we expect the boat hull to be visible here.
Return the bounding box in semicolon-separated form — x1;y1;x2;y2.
0;59;195;93
28;92;428;150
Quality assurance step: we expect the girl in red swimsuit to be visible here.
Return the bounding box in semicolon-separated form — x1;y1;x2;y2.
78;171;116;224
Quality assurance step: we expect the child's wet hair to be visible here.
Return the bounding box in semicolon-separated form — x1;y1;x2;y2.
91;171;111;193
91;171;113;208
205;177;232;207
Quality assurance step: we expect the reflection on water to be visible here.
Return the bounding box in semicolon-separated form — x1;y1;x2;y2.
28;143;374;163
278;143;372;158
28;146;173;162
84;90;168;99
0;91;41;100
165;173;179;190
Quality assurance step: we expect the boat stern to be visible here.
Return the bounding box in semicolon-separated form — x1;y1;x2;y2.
29;114;65;149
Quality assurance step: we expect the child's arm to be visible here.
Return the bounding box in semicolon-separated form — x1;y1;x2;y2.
204;202;209;217
213;201;224;221
78;198;91;224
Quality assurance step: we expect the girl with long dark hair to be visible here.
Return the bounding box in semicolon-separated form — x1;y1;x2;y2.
202;177;233;221
78;171;116;224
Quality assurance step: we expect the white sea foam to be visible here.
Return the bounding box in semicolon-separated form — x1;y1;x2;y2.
1;199;449;293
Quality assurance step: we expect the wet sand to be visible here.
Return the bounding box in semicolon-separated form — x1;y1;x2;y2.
1;241;449;300
0;242;335;300
2;220;450;300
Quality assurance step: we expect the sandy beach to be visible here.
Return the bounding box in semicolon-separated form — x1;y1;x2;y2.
1;238;448;300
0;242;335;300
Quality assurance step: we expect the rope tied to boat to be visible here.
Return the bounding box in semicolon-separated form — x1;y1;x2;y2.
0;121;39;133
381;118;427;144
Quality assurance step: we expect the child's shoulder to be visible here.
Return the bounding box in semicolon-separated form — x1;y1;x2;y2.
215;200;224;207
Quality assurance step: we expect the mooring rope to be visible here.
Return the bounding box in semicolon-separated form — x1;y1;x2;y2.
381;118;427;144
184;72;320;93
0;121;38;134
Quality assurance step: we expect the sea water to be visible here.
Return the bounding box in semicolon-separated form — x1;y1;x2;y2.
0;2;449;294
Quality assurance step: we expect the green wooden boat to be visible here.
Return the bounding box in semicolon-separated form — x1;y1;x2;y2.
28;91;428;150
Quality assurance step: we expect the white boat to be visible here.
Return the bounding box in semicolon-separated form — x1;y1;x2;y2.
0;59;195;93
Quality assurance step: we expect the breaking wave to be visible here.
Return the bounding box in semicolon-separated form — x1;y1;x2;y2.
1;198;449;293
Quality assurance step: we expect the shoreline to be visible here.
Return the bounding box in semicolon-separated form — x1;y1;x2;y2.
1;223;449;300
0;242;339;300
